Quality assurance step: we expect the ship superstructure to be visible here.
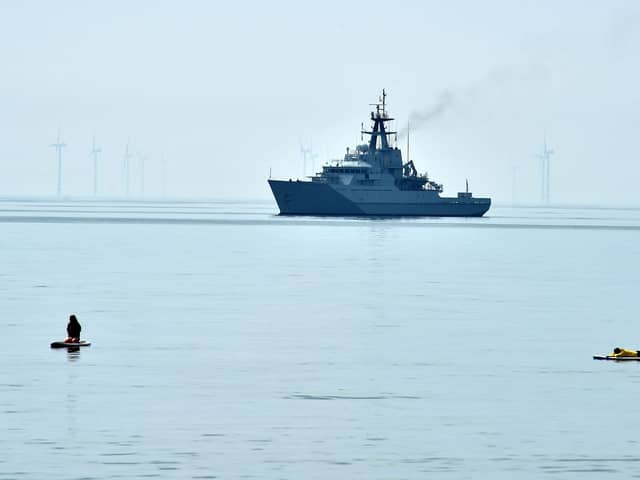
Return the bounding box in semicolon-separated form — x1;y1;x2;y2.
268;90;491;217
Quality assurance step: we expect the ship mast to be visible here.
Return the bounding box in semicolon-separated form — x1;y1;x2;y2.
361;89;397;151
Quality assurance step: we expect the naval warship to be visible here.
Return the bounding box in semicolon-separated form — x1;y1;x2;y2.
268;90;491;217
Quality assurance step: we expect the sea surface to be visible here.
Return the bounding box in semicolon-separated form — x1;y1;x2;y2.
2;199;640;479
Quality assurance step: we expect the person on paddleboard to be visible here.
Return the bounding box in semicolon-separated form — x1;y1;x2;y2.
610;347;640;357
65;314;81;343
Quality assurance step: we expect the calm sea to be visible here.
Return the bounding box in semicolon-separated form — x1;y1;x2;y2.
2;199;640;479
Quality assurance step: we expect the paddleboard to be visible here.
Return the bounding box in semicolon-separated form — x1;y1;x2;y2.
593;355;640;361
51;341;91;349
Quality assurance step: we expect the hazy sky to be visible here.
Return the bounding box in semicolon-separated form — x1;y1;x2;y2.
1;0;639;204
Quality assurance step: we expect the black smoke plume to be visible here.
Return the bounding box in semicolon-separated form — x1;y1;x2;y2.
398;90;455;139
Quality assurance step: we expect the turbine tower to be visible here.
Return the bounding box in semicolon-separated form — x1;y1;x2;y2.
309;139;318;174
138;152;147;197
49;131;67;198
537;136;554;204
300;143;310;177
89;136;102;196
511;164;518;205
123;142;132;198
161;156;167;199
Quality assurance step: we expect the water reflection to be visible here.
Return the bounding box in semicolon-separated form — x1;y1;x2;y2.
66;347;81;361
66;370;78;438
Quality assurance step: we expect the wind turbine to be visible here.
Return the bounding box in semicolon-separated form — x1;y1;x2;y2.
300;143;311;177
511;164;518;205
138;152;147;197
300;138;320;177
123;142;132;198
537;136;555;204
49;131;66;198
161;156;167;199
89;136;102;196
309;138;319;175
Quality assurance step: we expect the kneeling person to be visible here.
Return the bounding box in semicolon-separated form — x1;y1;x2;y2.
65;314;82;343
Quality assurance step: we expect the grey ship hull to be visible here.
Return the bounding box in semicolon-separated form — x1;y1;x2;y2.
268;180;491;217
